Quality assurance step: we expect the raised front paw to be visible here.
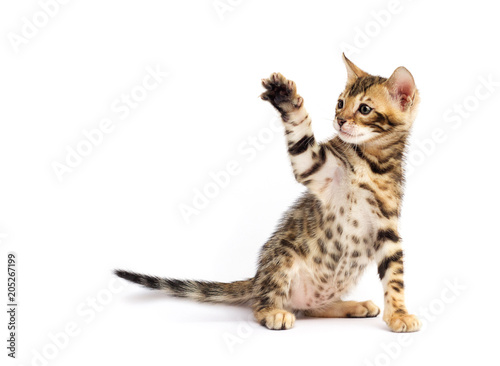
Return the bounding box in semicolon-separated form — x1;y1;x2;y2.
261;73;303;114
384;312;422;333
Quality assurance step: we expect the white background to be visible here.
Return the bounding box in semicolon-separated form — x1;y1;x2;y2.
1;1;499;365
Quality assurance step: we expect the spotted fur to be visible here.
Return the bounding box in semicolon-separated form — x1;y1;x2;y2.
115;55;421;332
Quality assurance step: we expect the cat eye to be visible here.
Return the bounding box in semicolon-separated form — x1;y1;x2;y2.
358;104;372;115
337;100;344;109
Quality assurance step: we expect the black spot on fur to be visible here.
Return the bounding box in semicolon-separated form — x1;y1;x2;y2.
330;253;341;262
300;146;327;179
377;229;400;243
334;240;343;252
355;148;395;175
326;261;336;271
288;135;315;156
317;238;327;254
389;279;405;290
280;239;307;257
377;250;403;280
347;75;387;97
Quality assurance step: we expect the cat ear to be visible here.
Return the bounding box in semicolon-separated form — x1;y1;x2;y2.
385;67;416;111
342;53;369;84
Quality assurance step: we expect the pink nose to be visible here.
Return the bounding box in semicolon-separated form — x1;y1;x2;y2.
337;118;346;127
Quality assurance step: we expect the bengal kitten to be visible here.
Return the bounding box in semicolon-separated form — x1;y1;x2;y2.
115;55;421;332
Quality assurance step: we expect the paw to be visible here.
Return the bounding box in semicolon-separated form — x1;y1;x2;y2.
258;309;296;330
261;73;303;114
347;300;381;318
385;313;421;332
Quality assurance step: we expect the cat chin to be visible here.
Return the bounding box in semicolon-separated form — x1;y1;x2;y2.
338;130;372;144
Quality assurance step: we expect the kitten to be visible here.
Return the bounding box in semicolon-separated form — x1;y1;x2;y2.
115;54;421;332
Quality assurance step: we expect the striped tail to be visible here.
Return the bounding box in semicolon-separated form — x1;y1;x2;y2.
114;269;254;305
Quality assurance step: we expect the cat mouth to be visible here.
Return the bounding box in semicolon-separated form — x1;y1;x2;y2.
338;130;367;144
339;130;362;138
340;130;354;137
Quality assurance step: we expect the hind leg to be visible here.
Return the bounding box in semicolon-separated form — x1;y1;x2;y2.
252;273;296;330
304;300;380;318
252;247;297;330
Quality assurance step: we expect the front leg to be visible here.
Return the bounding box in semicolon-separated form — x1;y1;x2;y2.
261;73;344;201
376;229;421;332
